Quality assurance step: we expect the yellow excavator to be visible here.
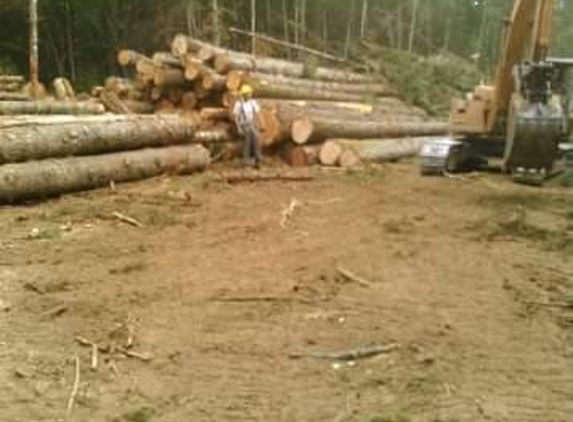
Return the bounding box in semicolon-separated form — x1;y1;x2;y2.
448;0;571;185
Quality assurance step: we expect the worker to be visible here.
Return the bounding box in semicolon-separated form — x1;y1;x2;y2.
233;85;263;167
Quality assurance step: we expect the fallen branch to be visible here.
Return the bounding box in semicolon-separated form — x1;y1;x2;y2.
91;344;99;371
213;296;313;305
289;343;399;361
526;301;573;309
229;27;349;64
112;212;144;228
336;266;375;288
215;170;315;184
65;355;81;421
116;347;154;362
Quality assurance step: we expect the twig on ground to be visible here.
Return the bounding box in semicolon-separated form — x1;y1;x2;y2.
44;304;69;318
336;266;375;288
280;198;302;229
216;170;315;184
112;211;144;228
91;344;98;371
117;347;154;362
213;296;313;305
65;355;81;420
526;301;572;309
289;343;399;361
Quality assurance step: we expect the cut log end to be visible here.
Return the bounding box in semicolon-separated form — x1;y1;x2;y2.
338;148;362;168
292;118;314;145
319;141;343;166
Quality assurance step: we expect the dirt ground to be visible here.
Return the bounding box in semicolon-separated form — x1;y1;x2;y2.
1;161;572;422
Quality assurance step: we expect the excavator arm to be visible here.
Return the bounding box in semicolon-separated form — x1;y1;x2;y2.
450;0;570;185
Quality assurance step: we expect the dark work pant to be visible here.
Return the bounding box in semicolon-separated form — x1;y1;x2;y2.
243;126;262;164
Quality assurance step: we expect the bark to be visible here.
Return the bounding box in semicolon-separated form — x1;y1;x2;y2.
214;53;377;83
292;117;449;144
334;137;441;163
0;93;29;101
52;77;75;100
0;76;25;83
154;68;187;88
152;52;183;69
194;127;233;143
136;59;157;83
244;72;393;96
181;92;198;111
0;145;210;203
0;82;24;92
171;34;217;56
199;107;231;120
0;100;104;115
184;61;206;81
29;0;40;98
117;50;149;67
202;71;226;91
0;114;197;164
122;100;154;114
252;82;384;102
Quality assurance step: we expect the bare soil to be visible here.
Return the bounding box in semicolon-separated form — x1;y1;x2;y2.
1;162;572;422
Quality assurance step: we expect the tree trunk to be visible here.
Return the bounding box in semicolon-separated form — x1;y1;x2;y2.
292;117;449;144
0;100;105;115
214;53;377;83
280;143;318;167
0;145;210;203
408;0;419;53
334;137;441;162
29;0;40;99
244;72;393;96
212;0;221;46
251;0;257;55
360;0;370;39
0;114;197;164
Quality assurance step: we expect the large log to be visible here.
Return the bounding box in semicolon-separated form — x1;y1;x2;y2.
0;75;25;84
154;68;187;88
153;52;183;69
0;114;197;163
171;34;217;56
136;59;157;83
0;82;24;92
291;117;450;144
248;79;384;103
0;100;105;115
0;145;210;203
214;53;377;83
244;72;394;97
334;137;442;163
194;127;234;143
0;92;29;101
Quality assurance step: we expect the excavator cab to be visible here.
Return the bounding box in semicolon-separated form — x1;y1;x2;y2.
446;0;573;186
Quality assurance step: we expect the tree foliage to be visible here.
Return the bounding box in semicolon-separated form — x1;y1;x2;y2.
0;0;571;88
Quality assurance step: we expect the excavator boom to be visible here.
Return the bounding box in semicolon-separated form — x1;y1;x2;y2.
449;0;570;185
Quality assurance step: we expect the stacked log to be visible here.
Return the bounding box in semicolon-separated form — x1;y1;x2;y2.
0;75;27;101
94;35;449;169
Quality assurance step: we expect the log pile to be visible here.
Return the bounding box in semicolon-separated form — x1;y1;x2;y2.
0;114;210;203
98;34;449;167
